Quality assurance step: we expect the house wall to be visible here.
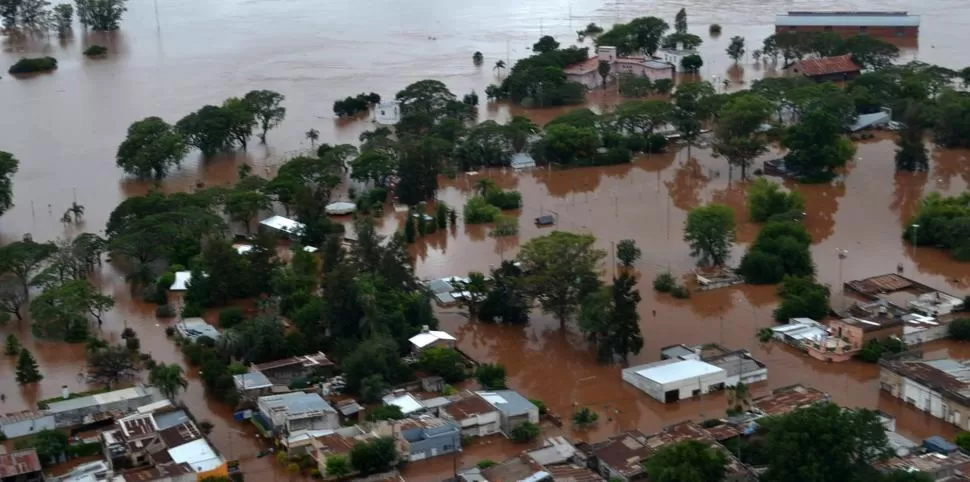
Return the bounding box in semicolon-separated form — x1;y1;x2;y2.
406;428;461;461
774;25;918;38
451;412;501;437
663;371;728;402
0;414;55;439
904;324;951;345
261;366;312;385
50;392;155;428
285;412;340;433
657;51;691;72
622;370;665;402
613;62;673;82
726;367;768;387
880;368;970;430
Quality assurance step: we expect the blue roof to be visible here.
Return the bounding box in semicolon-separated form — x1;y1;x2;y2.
848;111;890;132
924;435;958;454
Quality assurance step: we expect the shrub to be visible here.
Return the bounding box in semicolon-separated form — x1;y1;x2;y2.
510;422;539;442
671;285;691;299
83;45;107;56
164;326;175;337
653;272;676;292
951;319;970;340
155;304;176;318
738;221;814;284
464;196;501;224
597;147;633;165
182;303;204;318
485;189;523;209
530;399;548;415
772;276;830;322
490;215;519;237
8;57;57;74
709;24;722;35
747;178;805;223
478;459;498;469
219;306;245;329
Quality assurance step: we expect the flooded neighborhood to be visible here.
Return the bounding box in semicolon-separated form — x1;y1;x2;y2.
3;0;970;481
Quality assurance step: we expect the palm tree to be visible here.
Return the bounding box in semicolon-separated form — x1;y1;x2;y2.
69;202;84;222
494;60;506;78
149;363;189;401
305;128;319;148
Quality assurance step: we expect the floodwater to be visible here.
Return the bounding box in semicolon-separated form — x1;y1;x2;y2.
3;0;970;479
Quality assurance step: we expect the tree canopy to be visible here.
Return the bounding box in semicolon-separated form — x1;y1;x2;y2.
517;231;605;328
684;204;736;266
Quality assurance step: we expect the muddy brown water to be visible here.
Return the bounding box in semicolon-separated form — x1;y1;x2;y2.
3;0;970;479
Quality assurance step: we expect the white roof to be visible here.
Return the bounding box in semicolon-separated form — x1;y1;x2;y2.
167;438;223;472
260;215;305;234
325;202;357;215
635;359;725;384
234;244;253;255
303;246;319;253
776;12;920;27
136;400;174;414
93;386;149;405
383;393;424;415
170;271;192;291
409;330;457;348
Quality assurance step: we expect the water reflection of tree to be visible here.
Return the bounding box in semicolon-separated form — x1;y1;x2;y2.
789;180;845;243
890;171;928;224
636;151;677;173
532;168;602;199
930;148;970;191
664;156;710;211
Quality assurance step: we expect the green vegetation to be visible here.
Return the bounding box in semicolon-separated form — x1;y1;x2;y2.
653;272;676;292
367;405;405;421
477;459;499;469
510;422;540;442
596;17;669;56
739;221;814;284
530;399;548;415
644;439;728;482
16;347;42;385
349;437;397;475
616;239;641;268
904;192;970;260
857;337;907;363
578;272;644;363
333;92;381;118
8;57;57;74
572;407;599;427
518;231;605;328
485;36;589;107
772;276;829;322
475;363;507;389
950;319;970;340
464;196;501;224
83;45;108;56
4;333;20;356
683;204;736;267
747;178;805;222
711;92;772;179
709;24;722;35
418;347;467;383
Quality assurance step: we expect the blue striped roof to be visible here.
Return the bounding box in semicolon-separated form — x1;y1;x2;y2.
776;12;919;28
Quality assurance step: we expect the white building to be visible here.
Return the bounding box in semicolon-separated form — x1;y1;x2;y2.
259;215;305;238
476;390;539;434
383;392;425;416
439;391;502;437
564;46;673;90
375;100;401;125
257;392;339;435
622;359;726;403
409;327;457;353
660;343;769;387
657;44;699;73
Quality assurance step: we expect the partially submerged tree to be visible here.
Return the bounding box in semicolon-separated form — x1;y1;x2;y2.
518;231;605;328
683;204;736;266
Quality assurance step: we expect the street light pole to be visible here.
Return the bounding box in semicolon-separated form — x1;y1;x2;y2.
911;224;920;258
837;249;848;312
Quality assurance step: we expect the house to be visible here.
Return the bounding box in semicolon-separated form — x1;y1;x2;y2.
874;448;970;480
308;427;377;477
845;274;964;344
785;54;861;82
259;215;305;238
510;152;537;170
0;449;43;482
174;318;221;343
586;430;652;480
622;359;727;403
775;11;920;38
383;416;461;462
408;327;457;353
829;315;904;350
256;392;339;436
769;317;858;362
656;44;699;73
382;392;425;416
476;390;539;434
564;46;673;90
439;391;501;437
59;460;115;482
880;356;970;430
118;463;196;482
252;352;333;386
462;437;595;482
375;100;401;125
750;384;830;416
232;371;273;399
46;385;157;428
659;343;768;386
0;411;55;439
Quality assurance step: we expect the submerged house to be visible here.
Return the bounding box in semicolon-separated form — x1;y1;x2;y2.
785;54;862;82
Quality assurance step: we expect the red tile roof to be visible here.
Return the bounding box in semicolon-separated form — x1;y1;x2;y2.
0;448;42;478
789;54;861;77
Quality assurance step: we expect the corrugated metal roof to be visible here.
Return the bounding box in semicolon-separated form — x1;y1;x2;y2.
476;390;537;416
634;359;725;384
776;12;920;27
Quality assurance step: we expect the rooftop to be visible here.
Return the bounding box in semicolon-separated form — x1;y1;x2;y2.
175;318;221;342
788;54;861;77
545;464;604;482
835;315;905;332
771;318;828;343
167;437;223;473
846;273;928;297
383;393;424;415
476;390;538;417
631;359;725;384
482;454;545;482
776;11;920;27
0;448;41;478
408;330;456;349
875;450;970;475
158;421;203;448
702;350;767;378
253;351;332;372
47;385;153;414
882;358;970;405
259;391;336;416
442;392;496;419
233;371;273;391
591;431;652;477
751;384;830;416
122;463;195;481
259;215;305;234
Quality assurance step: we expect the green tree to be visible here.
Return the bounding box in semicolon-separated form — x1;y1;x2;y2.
455;121;513;170
53;3;73;35
674;8;687;33
783;109;856;182
747;178;805;222
760;403;892;482
349;437;397;475
672;81;715;158
0;151;19;216
573;407;599;427
726;36;745;63
773;275;829;322
360;374;389;404
505;115;539;153
844;35;899;70
367;405;405;421
32;429;68;466
452;272;489;319
223;97;257;151
475;363;507;389
418;347;467;383
395;136;449;206
539;123;600;166
895;102;929;172
224;189;271;234
738;220;814;284
644;440;728;482
517;231;605;328
598;60;611;88
533;35;560;53
4;333;20;355
150;363;188;401
343;337;410;394
87;344;137;389
305;128;319;148
15;347;42;385
596;16;670;56
243;90;286;143
683;204;736;266
0;240;57;301
325;454;351;478
950;319;970;340
616;239;641;268
350;149;397;187
711;93;772;179
480;261;530;325
75;0;127;30
176;105;236;156
605;272;643;363
116;117;188;180
510;422;539;442
680;54;703;73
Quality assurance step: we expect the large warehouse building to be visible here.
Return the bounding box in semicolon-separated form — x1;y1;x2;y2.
622;359;727;403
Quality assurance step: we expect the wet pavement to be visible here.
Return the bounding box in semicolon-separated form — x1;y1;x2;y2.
3;0;970;480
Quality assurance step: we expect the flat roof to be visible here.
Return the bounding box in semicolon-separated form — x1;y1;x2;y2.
260;215;305;234
776;11;920;27
234;372;273;390
383;393;424;415
635;359;725;384
409;330;456;348
167;438;223;473
259;391;336;415
476;390;537;416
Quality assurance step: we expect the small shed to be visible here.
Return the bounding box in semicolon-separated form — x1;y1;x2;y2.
260;215;305;238
535;215;556;227
325;202;357;216
510;153;537;170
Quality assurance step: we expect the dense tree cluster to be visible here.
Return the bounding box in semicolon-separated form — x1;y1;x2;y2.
333;92;381;118
683;203;736;267
596;16;670;56
760;32;899;69
485;36;589;107
578;271;644;363
903;192;970;260
747;178;804;223
738;220;813;284
772;275;829;322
